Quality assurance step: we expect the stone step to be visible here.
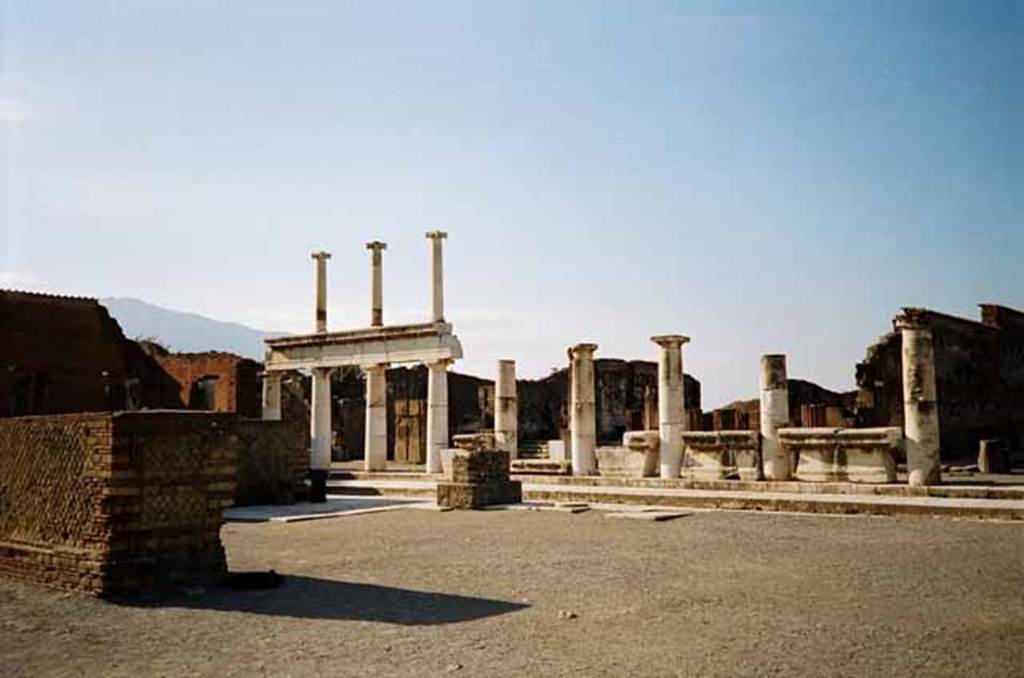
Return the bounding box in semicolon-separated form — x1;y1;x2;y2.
511;473;1024;501
325;478;1024;520
510;459;572;475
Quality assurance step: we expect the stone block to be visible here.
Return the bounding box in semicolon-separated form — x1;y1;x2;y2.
436;480;522;509
681;431;759;480
546;440;568;462
452;432;497;452
783;427;900;483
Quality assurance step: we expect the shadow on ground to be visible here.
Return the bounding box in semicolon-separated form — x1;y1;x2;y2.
118;574;529;626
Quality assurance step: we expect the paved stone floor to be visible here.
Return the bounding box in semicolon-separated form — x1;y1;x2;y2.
1;509;1022;677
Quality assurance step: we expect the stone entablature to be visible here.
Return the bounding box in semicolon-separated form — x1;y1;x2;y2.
264;321;463;372
781;426;901;483
681;431;760;480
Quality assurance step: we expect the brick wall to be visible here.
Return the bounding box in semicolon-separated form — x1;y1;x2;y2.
0;411;290;596
152;352;262;417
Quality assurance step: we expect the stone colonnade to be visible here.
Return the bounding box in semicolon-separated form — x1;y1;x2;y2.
262;232;455;502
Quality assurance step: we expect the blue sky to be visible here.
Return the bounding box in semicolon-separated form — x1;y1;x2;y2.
1;1;1021;406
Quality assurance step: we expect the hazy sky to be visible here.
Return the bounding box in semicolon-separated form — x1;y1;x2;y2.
2;1;1021;406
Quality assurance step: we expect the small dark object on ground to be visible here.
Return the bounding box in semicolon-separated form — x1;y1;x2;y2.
223;570;283;590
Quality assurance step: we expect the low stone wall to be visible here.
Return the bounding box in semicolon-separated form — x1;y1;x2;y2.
596;430;659;478
437;449;521;509
780;427;901;483
233;419;307;506
681;431;761;480
0;411;266;596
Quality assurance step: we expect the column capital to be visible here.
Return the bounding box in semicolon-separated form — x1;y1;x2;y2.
568;343;598;359
425;230;448;240
366;240;387;252
311;250;332;261
895;308;931;332
651;334;690;348
427;358;453;369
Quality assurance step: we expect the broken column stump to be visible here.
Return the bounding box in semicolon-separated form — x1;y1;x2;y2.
436;448;522;509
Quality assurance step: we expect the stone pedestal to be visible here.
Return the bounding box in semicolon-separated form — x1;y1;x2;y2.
261;372;282;421
364;364;388;472
425;359;450;474
760;354;791;480
495;360;518;459
436;449;522;509
568;343;598;476
897;314;942;486
652;335;689;479
681;431;759;480
785;427;900;484
310;367;332;502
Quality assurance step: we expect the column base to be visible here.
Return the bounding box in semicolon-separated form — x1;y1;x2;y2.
309;469;328;503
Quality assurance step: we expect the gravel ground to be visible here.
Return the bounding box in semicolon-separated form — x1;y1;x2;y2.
1;509;1022;677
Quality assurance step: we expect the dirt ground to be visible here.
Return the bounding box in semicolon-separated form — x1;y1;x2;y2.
1;509;1022;677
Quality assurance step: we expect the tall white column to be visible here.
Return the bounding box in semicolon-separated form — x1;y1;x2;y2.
311;251;331;333
364;364;388;472
261;372;282;421
425;231;448;322
310;367;332;502
366;240;386;327
652;335;689;479
495;359;518;459
569;343;598;476
425;359;450;474
898;314;942;486
760;354;791;481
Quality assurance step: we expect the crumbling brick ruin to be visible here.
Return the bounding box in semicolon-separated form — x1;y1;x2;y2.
142;343;262;417
856;304;1024;460
0;290;183;415
0;412;255;596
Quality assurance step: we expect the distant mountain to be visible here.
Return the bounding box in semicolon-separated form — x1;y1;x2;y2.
101;297;281;360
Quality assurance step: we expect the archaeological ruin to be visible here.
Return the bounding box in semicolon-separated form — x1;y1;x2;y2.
1;232;1022;596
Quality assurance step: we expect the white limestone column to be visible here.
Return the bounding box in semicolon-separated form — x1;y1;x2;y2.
310;367;332;502
897;314;942;486
364;364;388;472
425;359;450;474
366;240;386;327
495;359;518;459
760;354;791;481
652;335;689;479
569;343;598;476
425;230;448;322
311;251;331;333
261;372;282;421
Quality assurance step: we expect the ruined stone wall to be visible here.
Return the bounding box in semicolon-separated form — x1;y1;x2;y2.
857;305;1024;458
232;419;308;506
709;380;854;432
0;411;242;596
0;291;182;416
152;352;261;417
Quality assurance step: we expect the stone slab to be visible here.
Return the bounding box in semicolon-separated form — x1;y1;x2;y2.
606;511;691;522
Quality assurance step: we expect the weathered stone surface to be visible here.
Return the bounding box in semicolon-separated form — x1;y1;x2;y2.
681;430;759;480
436;480;523;509
783;426;900;483
760;355;790;480
453;432;497;452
